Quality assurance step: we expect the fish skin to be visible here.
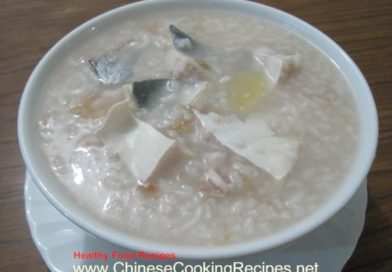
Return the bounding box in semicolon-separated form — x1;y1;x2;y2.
169;25;197;53
169;25;206;58
89;47;140;85
132;79;172;107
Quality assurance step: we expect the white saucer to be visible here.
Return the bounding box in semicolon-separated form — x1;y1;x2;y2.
25;172;367;272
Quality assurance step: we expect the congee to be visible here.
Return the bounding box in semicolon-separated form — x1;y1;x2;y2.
38;11;358;245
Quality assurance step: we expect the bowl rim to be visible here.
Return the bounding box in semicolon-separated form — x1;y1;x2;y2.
18;0;378;259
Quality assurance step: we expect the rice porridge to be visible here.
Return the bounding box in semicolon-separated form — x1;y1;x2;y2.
38;11;359;245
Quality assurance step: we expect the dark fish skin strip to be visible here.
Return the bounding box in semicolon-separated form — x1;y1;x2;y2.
169;24;204;58
132;79;172;107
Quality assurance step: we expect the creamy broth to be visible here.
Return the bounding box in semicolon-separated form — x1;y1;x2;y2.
38;11;358;245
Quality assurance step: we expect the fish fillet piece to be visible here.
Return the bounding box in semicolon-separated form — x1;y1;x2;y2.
178;81;209;108
96;100;175;183
169;25;206;58
132;79;172;108
193;111;298;180
253;48;301;87
165;49;205;78
89;46;140;85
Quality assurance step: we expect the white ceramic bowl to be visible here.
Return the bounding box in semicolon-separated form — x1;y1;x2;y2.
18;0;378;259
